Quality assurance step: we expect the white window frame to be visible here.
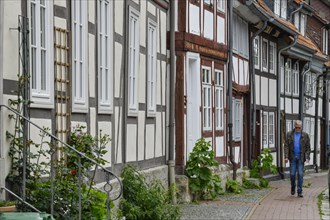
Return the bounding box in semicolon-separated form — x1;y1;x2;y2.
217;0;225;12
98;0;113;114
262;38;268;72
285;59;292;95
269;41;276;74
233;14;249;58
215;69;224;130
72;0;88;112
323;28;329;55
233;99;242;141
128;7;140;116
274;0;287;19
262;112;268;148
254;37;260;69
280;56;285;93
147;19;157;117
286;120;293;132
262;111;275;148
202;66;212;131
292;62;299;96
29;0;54;107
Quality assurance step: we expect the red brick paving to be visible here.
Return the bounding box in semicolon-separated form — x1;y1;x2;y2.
248;172;327;220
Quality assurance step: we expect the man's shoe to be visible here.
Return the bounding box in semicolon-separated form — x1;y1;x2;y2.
298;193;303;198
291;188;295;195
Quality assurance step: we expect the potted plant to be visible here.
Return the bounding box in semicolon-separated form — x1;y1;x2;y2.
0;201;17;213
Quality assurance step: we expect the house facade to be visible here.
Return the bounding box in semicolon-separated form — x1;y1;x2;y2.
0;0;170;199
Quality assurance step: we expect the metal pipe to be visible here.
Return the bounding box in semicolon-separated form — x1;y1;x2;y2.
289;3;303;22
249;20;271;167
277;34;298;179
169;0;177;204
227;0;237;180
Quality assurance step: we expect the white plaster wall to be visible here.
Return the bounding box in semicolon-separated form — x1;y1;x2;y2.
189;4;200;35
88;0;95;23
3;0;20;81
54;17;67;29
54;0;66;7
234;147;240;163
216;136;224;157
239;59;244;85
147;1;156;16
157;60;166;105
139;54;146;103
269;79;276;107
244;60;249;85
98;121;112;167
114;107;122;164
89;34;96;98
71;121;87;131
260;77;268;106
126;124;137;162
138;112;145;161
285;98;292;114
114;0;124;36
233;57;238;83
217;16;225;44
90;107;96;137
155;112;163;157
140;1;146;48
114;42;123;98
292;99;299;114
204;10;213;40
256;75;260;105
160;10;167;55
146;124;155;159
280;97;284;110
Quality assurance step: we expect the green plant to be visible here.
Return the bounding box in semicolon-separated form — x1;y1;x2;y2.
185;138;222;200
226;179;244;194
242;178;260;189
0;201;16;207
250;148;277;179
119;165;180;220
259;178;269;188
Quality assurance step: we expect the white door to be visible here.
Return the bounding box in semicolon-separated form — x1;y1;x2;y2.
186;52;201;161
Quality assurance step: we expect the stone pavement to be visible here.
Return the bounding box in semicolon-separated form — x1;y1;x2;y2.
180;171;328;220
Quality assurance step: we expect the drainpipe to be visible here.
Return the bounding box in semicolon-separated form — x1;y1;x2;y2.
277;34;298;179
169;0;176;204
122;0;128;165
325;73;329;169
227;0;237;180
289;3;303;22
250;19;272;167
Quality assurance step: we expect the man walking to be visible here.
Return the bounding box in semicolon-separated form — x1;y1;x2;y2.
284;120;311;198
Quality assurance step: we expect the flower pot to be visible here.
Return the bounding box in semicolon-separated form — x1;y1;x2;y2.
0;205;17;213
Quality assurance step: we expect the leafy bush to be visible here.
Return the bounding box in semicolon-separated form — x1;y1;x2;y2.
226;179;244;194
250;148;277;179
185;138;222;200
242;178;260;189
119;165;180;220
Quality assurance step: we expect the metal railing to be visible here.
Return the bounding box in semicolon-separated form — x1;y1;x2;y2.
0;104;123;219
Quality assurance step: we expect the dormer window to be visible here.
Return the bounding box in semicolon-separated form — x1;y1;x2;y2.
322;28;329;55
294;12;306;36
274;0;287;19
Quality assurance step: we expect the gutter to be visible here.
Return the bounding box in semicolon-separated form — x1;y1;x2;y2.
249;19;272;167
277;34;298;179
169;0;176;204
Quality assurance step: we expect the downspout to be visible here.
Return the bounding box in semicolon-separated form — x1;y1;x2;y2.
122;0;128;165
277;34;298;179
289;3;303;22
169;0;176;204
325;73;329;169
250;20;271;167
227;0;237;180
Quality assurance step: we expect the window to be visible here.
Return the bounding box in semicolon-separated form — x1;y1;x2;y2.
72;0;88;112
254;37;260;69
274;0;287;19
305;72;312;96
30;0;53;107
294;12;307;36
233;14;249;58
285;59;292;94
262;112;275;148
293;62;299;96
262;38;268;71
323;28;329;55
98;0;113;114
147;19;157;116
311;73;316;97
202;67;212;131
233;99;242;140
128;7;140;115
215;70;224;130
217;0;225;12
286;120;293;133
269;42;276;74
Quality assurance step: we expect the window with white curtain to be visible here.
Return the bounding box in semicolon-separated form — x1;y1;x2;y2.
215;70;224;130
147;19;157;116
98;0;113;114
202;67;212;131
72;0;88;112
269;42;276;74
293;62;299;96
128;7;140;115
30;0;53;107
285;59;292;94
